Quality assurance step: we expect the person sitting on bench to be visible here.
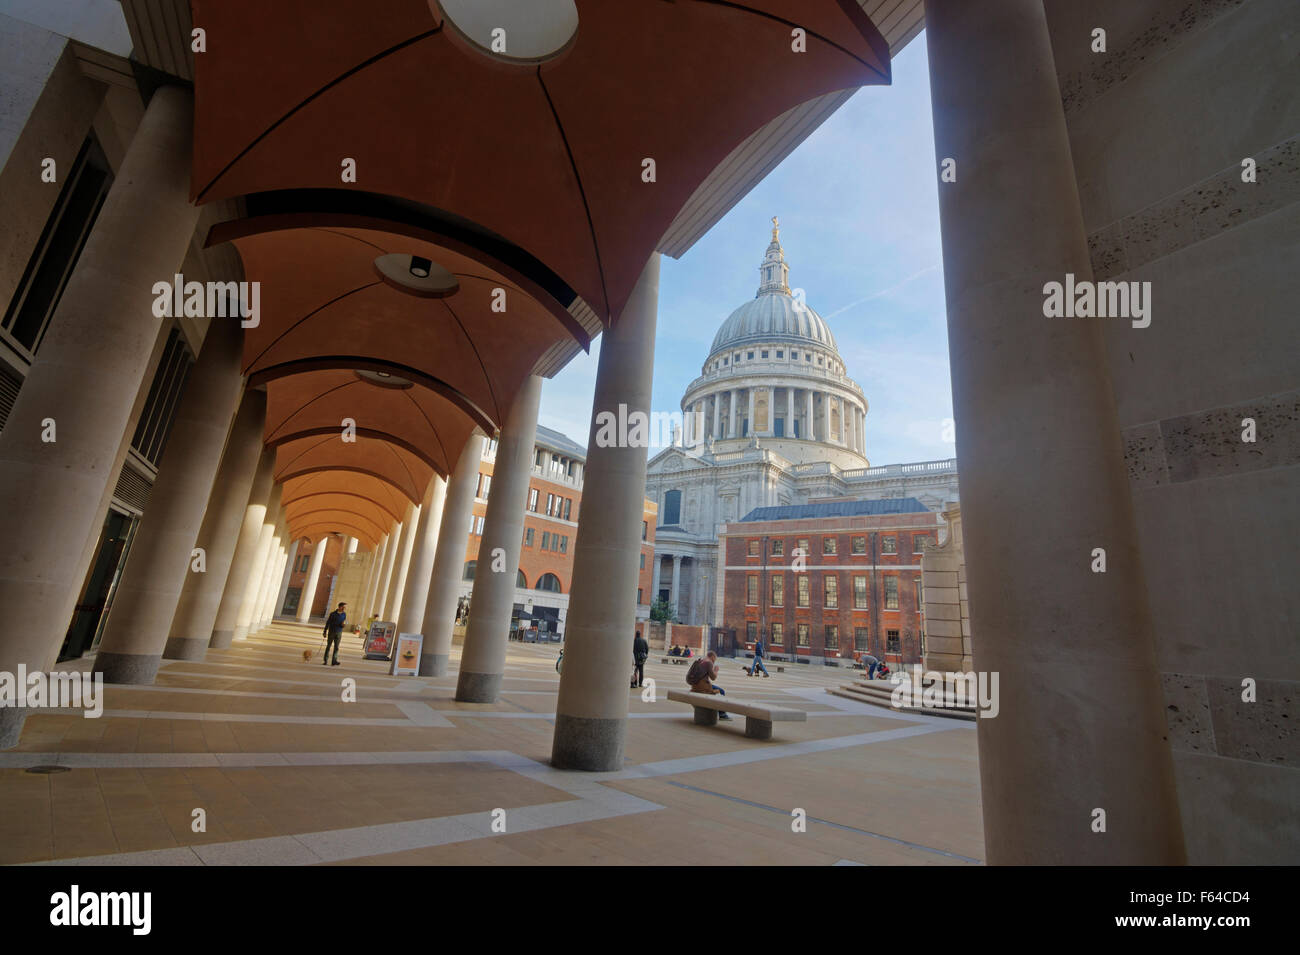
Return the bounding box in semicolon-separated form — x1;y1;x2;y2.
668;645;680;657
686;651;730;721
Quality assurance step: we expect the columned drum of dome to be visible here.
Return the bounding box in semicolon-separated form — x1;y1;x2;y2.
684;221;868;470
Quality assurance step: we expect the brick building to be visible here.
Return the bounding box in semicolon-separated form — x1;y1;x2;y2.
283;533;346;619
461;425;658;638
719;499;942;668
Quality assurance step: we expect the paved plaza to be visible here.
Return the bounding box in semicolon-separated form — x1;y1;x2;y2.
0;622;981;866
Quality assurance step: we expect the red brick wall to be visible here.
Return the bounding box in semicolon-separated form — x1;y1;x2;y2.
720;515;935;666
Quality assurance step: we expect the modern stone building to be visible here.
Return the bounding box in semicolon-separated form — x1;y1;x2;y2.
646;225;959;627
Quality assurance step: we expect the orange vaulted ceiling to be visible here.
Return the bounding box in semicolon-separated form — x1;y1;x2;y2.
264;368;477;479
280;473;412;529
219;224;581;434
274;434;435;506
190;0;889;322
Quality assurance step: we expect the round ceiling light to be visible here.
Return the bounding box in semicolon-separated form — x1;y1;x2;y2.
355;370;415;389
434;0;578;64
373;253;459;298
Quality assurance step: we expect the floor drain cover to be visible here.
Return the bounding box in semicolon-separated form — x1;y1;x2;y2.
24;765;70;774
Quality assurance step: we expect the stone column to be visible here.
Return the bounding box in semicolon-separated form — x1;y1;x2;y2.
671;554;681;606
925;0;1183;864
234;484;280;640
275;538;300;622
346;537;358;554
822;392;831;443
650;554;663;601
260;538;286;626
729;389;738;437
746;389;754;437
92;317;245;684
0;87;197;747
456;374;543;702
210;447;275;648
162;390;266;660
551;253;660;770
362;533;388;619
712;393;720;438
806;389;814;439
297;537;328;623
250;517;282;631
397;476;447;635
420;434;485;675
385;500;419;620
786;387;794;437
374;518;403;621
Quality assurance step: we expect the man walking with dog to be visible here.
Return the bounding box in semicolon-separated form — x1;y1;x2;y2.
323;602;347;666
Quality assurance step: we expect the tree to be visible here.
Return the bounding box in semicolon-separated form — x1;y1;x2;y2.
649;597;677;623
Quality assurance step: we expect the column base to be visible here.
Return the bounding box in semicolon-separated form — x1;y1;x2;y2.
209;629;234;649
419;653;448;677
0;707;27;750
231;626;249;642
693;707;719;726
162;636;207;661
92;651;160;685
454;670;501;703
550;713;626;771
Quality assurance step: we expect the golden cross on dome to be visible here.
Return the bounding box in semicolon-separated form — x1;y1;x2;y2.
771;216;780;240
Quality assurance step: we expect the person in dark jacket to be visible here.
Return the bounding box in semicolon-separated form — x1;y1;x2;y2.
323;603;347;666
631;631;649;687
747;638;770;678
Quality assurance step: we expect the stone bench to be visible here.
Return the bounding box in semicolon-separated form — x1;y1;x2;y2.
660;656;692;664
666;690;807;740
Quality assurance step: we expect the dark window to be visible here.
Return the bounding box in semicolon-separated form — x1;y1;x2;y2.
797;576;809;607
823;537;837;555
748;539;759;557
747;575;758;605
851;536;866;555
663;489;682;525
797;624;809;647
130;328;194;467
882;536;897;554
771;576;783;607
747;621;758;642
825;575;838;609
536;573;562;593
3;134;113;358
887;630;901;653
771;622;783;645
854;627;869;651
524;527;534;547
463;561;477;581
825;625;838;649
771;539;784;556
885;577;899;610
853;576;868;609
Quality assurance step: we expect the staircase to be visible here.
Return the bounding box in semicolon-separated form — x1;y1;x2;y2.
828;675;978;721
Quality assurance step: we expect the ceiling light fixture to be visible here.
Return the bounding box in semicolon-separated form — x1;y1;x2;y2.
409;256;432;278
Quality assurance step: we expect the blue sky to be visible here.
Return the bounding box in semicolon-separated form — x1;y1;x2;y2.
539;37;954;467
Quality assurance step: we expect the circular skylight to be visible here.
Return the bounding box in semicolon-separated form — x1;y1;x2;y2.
435;0;578;64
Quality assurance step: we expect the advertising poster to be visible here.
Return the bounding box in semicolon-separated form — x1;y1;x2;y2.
390;633;423;676
363;621;396;660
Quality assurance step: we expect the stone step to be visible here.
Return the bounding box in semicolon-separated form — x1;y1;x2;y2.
827;685;978;722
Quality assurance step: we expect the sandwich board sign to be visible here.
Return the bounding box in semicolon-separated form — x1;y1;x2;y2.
363;621;396;660
390;633;423;676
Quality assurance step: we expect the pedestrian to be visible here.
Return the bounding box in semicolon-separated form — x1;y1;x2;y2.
748;637;770;677
632;630;649;687
323;602;347;666
860;651;881;679
686;651;730;720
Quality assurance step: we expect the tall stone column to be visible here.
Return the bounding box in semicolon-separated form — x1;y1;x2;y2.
374;519;403;621
729;389;738;437
552;254;660;770
210;447;275;648
712;394;720;438
925;0;1183;864
420;434;485;675
0;87;197;747
822;392;831;443
362;533;387;619
234;484;281;640
260;530;286;626
93;318;245;684
346;537;358;554
456;375;543;702
255;514;285;628
650;554;662;601
397;476;447;635
164;390;267;660
297;537;328;623
385;500;420;621
806;389;814;439
786;387;794;437
274;538;300;622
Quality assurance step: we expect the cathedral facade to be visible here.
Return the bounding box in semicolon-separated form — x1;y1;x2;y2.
645;222;960;628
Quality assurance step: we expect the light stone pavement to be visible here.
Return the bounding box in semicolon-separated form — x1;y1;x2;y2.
0;621;983;865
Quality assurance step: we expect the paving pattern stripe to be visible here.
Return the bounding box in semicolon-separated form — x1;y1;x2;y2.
661;779;983;864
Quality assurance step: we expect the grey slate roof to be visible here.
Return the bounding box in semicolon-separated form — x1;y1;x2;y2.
534;424;587;460
739;498;931;522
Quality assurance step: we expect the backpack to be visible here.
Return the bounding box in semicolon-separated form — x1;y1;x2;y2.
685;658;708;686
